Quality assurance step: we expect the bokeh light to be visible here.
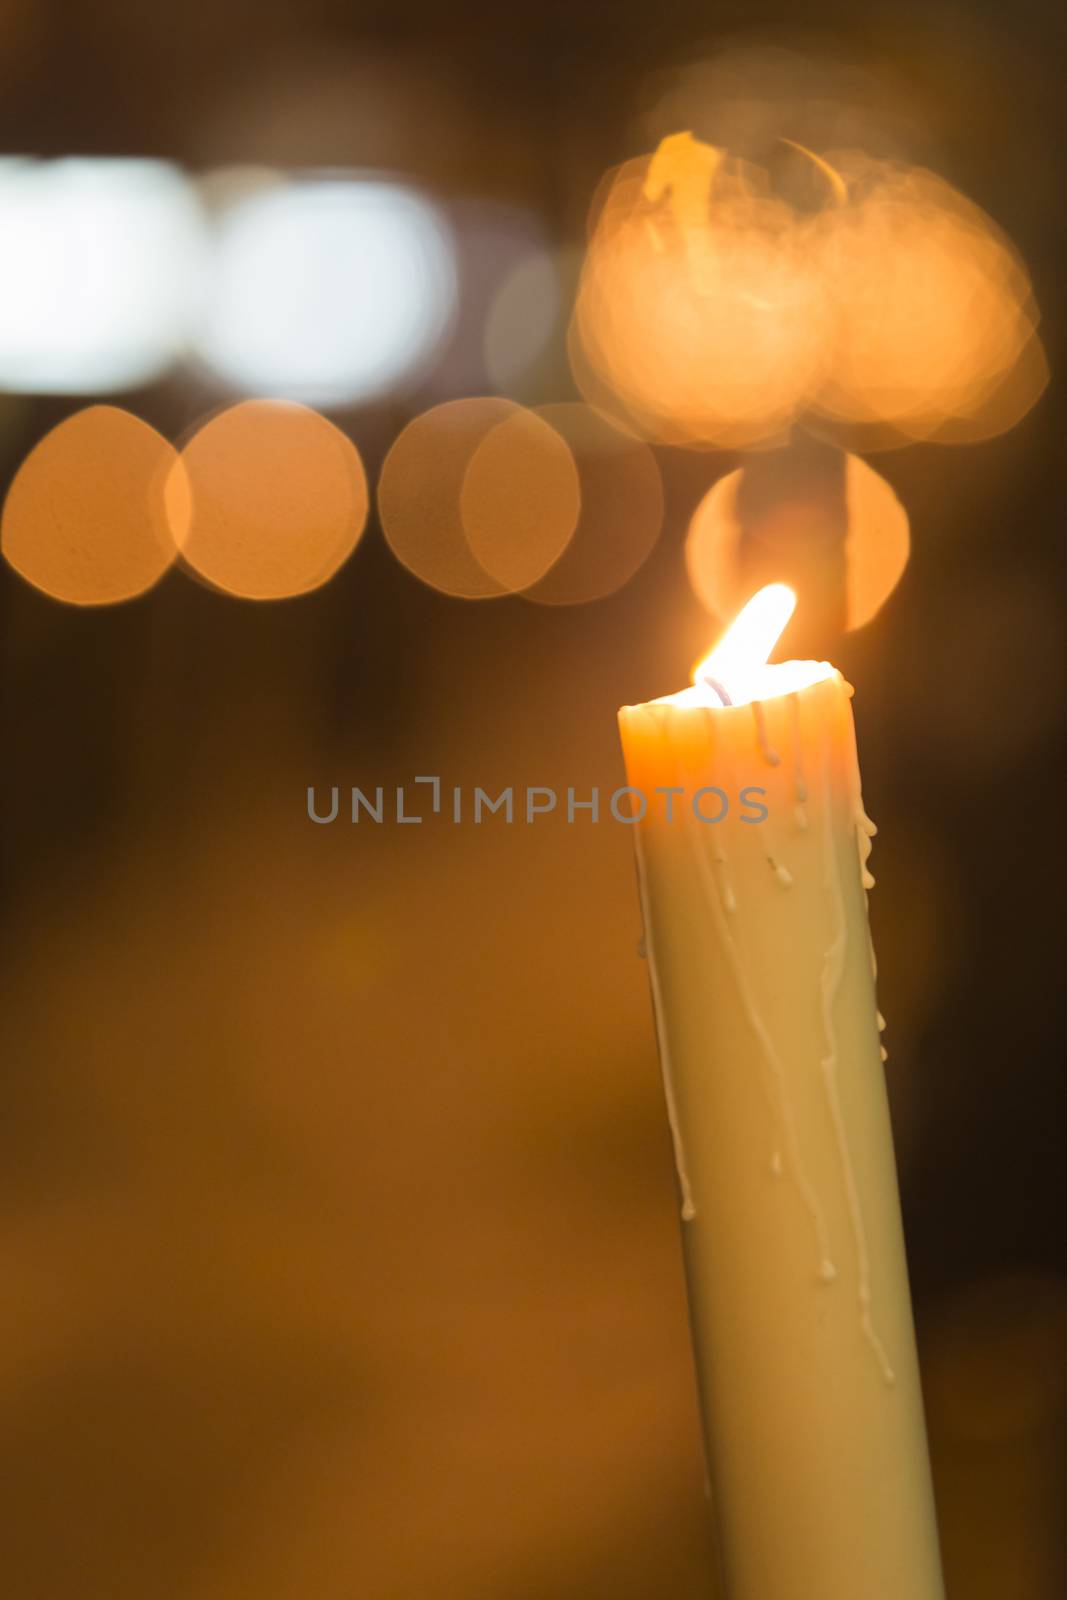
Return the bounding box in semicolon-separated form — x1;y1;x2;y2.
520;404;663;606
812;153;1048;444
0;18;1062;1600
460;408;580;592
168;401;368;601
685;472;743;623
379;400;661;605
1;405;181;605
686;447;908;630
484;248;570;394
194;178;457;405
571;139;825;449
0;158;205;394
377;399;517;599
842;452;910;628
429;201;556;397
571;133;1045;450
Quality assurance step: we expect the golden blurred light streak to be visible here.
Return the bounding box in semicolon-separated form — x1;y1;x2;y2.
518;403;664;607
1;405;180;606
571;134;1046;451
779;138;849;206
167;401;368;601
459;408;580;593
686;450;909;632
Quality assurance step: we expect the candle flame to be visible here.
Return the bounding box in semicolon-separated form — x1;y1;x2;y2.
697;582;796;690
675;583;835;708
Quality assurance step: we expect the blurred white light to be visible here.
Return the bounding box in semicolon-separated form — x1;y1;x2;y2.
484;248;564;391
424;198;550;396
195;178;458;404
0;158;205;394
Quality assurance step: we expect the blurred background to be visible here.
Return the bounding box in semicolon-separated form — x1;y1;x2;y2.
0;1;1064;1597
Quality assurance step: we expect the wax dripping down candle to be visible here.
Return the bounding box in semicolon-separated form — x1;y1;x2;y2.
617;586;945;1600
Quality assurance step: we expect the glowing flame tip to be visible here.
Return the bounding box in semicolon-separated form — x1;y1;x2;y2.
695;582;796;685
683;583;832;708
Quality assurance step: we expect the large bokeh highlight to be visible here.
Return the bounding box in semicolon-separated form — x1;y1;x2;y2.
169;401;368;601
571;134;1046;450
1;406;181;605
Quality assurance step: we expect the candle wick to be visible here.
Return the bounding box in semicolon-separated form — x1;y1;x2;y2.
703;674;733;706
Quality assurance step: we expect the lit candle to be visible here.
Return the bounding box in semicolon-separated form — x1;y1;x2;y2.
618;586;945;1599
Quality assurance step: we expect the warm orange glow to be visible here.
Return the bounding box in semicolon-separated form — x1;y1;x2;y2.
572;139;825;449
571;133;1045;451
1;406;180;606
380;399;657;604
519;403;663;606
811;153;1047;444
660;583;835;708
168;401;368;601
842;453;910;627
698;581;796;683
378;399;515;599
460;408;580;592
685;449;910;631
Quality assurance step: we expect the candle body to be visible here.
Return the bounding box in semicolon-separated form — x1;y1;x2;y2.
619;673;944;1600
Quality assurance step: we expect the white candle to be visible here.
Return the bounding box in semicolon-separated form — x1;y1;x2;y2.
618;586;944;1599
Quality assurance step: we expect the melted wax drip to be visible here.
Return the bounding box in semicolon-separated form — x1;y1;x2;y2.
820;730;896;1386
681;714;837;1283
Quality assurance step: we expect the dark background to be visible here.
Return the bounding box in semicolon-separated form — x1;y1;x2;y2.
1;1;1064;1597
